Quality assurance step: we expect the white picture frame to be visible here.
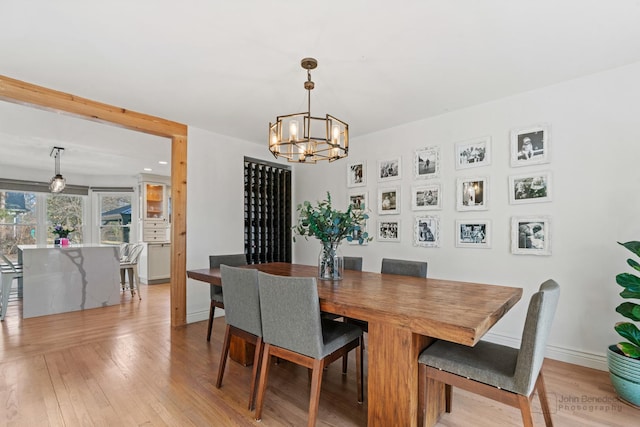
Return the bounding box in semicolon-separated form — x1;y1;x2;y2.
348;219;369;245
455;220;491;248
348;190;368;212
509;171;552;204
378;186;400;215
454;136;491;169
347;161;367;187
414;215;440;248
456;177;488;211
411;183;442;211
511;216;551;255
377;219;400;242
414;146;440;179
510;124;550;167
377;157;401;182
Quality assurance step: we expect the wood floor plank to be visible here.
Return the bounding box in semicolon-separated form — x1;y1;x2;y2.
0;283;638;426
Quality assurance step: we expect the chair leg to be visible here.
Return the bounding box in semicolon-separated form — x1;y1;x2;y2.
248;337;264;411
517;394;535;427
307;358;325;427
216;325;232;389
126;268;135;296
536;372;554;427
119;269;126;291
342;352;348;374
206;302;215;341
356;336;363;404
132;265;141;300
254;344;272;422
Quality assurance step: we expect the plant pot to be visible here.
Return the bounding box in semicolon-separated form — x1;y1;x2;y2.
607;344;640;406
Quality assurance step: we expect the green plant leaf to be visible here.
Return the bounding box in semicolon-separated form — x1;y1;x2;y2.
627;258;640;272
617;342;640;359
615;322;640;347
620;289;640;299
619;241;640;258
616;273;640;292
616;303;640;321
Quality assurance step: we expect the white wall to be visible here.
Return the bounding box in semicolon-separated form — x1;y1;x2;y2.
291;61;640;370
185;126;280;322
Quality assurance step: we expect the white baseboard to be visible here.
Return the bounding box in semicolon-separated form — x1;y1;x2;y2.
484;332;608;372
186;308;225;324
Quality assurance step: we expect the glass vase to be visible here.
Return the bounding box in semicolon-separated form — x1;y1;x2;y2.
318;241;344;281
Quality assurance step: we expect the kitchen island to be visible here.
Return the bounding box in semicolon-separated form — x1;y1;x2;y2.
18;244;121;318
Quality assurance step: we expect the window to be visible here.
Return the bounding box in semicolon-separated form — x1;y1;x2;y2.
47;194;85;244
0;191;37;255
244;158;291;264
98;193;133;245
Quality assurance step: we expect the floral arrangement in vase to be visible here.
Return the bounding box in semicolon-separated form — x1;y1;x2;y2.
294;192;371;280
52;224;75;245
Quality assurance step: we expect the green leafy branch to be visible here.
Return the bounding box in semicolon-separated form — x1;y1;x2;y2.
293;192;372;245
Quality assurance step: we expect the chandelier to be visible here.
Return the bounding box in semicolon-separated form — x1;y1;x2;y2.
269;58;348;163
49;146;66;193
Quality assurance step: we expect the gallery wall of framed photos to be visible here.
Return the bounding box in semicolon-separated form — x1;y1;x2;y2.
343;123;552;255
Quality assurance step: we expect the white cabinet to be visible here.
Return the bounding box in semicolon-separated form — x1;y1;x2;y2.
139;243;171;284
139;181;169;243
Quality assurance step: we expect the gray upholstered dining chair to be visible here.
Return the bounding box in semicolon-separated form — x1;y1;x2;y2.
417;280;560;427
207;254;247;341
216;265;263;411
254;271;363;427
343;256;363;271
381;257;428;278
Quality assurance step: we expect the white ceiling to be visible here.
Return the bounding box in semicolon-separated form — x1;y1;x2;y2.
2;0;640;177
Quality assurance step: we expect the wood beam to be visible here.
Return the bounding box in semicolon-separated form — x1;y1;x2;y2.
0;74;188;327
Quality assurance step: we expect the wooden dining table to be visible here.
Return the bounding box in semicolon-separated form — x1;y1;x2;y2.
187;262;522;427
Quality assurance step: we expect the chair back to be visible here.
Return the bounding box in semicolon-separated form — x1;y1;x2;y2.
0;254;20;273
381;258;427;278
220;265;262;337
343;256;363;271
209;254;247;298
209;254;248;268
514;279;560;395
119;243;131;261
257;271;324;359
125;243;144;265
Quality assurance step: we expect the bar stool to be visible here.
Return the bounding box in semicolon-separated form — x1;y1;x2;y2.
1;254;23;321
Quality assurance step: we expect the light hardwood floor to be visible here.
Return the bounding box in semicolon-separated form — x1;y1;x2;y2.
0;283;638;426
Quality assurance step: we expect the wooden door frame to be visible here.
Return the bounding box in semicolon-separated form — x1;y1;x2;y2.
0;75;188;327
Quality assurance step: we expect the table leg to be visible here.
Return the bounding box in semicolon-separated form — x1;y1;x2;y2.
367;322;440;427
229;335;256;366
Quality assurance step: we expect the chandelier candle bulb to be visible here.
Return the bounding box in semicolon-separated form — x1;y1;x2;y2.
289;120;298;141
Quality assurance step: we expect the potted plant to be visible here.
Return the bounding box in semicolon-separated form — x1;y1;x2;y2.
608;241;640;406
52;224;75;246
294;192;371;280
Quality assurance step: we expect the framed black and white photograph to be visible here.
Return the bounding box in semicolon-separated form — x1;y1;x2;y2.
455;220;490;248
377;158;401;182
456;177;488;211
509;171;552;204
511;216;551;255
377;219;400;242
510;124;550;167
411;184;441;211
348;219;369;245
348;190;368;212
347;161;366;187
455;136;491;169
414;146;440;179
378;186;400;215
414;215;440;248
